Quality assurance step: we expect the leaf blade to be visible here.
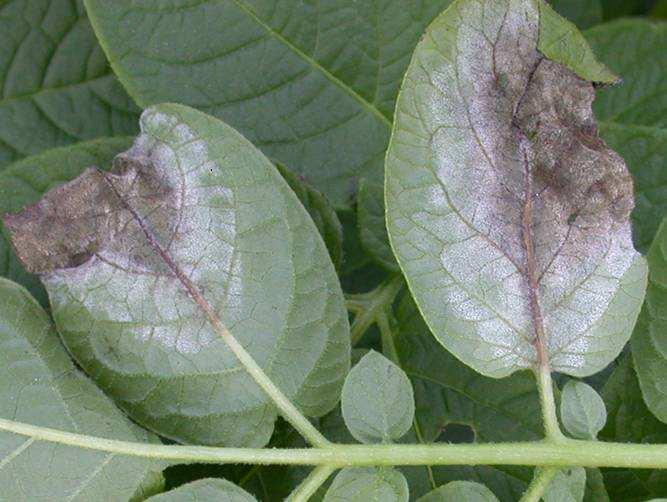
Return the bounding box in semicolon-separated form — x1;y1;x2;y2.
0;278;158;501
83;0;456;209
385;0;646;378
0;0;139;170
341;350;415;444
560;380;607;439
4;104;350;447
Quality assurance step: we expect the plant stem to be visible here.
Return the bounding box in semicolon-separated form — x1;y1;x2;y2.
520;467;559;502
346;276;403;345
536;363;565;441
286;465;336;501
2;418;667;469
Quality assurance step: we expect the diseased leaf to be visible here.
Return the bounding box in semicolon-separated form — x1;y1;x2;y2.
341;350;414;444
560;380;607;439
323;468;409;502
417;481;499;502
0;0;139;170
600;123;667;253
146;479;256;502
357;179;398;271
3;104;350;447
385;0;647;378
0;137;132;304
585;19;667;127
599;355;667;501
82;0;454;210
544;468;586;502
632;218;667;424
0;278;159;501
550;0;603;29
276;162;343;271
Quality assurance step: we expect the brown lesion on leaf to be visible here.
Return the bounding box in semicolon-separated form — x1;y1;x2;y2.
2;154;177;276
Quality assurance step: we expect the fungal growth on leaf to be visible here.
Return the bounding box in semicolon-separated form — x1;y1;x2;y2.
385;0;647;378
3;104;350;448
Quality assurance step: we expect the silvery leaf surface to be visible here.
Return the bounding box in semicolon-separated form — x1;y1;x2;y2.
4;103;350;447
385;0;647;378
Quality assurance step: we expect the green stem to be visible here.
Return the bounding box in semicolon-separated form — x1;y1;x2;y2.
376;310;399;364
2;418;666;469
520;467;559;502
347;276;403;345
215;324;330;447
536;363;565;441
286;465;336;501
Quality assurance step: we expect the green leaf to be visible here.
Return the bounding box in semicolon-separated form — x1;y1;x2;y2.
146;479;256;502
324;468;409;502
584;467;610;502
0;0;139;170
275;162;343;271
632;218;667;424
600;123;667;253
599;355;667;501
544;468;587;502
82;0;454;210
4;104;350;447
538;1;617;83
599;0;649;19
550;0;603;29
560;380;607;439
357;179;398;271
585;19;667;127
417;481;499;502
0;137;132;304
0;278;158;501
385;0;647;378
341;350;414;444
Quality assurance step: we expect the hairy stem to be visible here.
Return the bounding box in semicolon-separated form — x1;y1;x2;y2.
2;418;666;469
286;465;336;501
346;276;403;345
520;467;559;502
536;363;565;441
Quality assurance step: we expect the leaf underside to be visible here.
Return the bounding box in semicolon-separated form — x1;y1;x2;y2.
4;103;350;447
0;278;158;501
385;0;647;378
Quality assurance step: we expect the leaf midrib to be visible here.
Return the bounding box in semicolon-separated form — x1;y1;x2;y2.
228;0;392;128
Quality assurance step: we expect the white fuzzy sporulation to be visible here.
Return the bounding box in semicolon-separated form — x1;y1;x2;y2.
386;0;647;378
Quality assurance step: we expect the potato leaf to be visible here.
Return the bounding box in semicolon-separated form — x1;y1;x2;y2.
324;467;409;502
585;19;667;127
146;479;256;502
560;380;607;439
544;468;587;502
0;0;138;170
275;162;343;271
385;0;647;378
600;123;667;253
0;137;132;304
341;350;415;444
3;104;350;447
599;355;667;501
82;0;457;210
632;218;667;424
0;278;159;501
417;481;499;502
